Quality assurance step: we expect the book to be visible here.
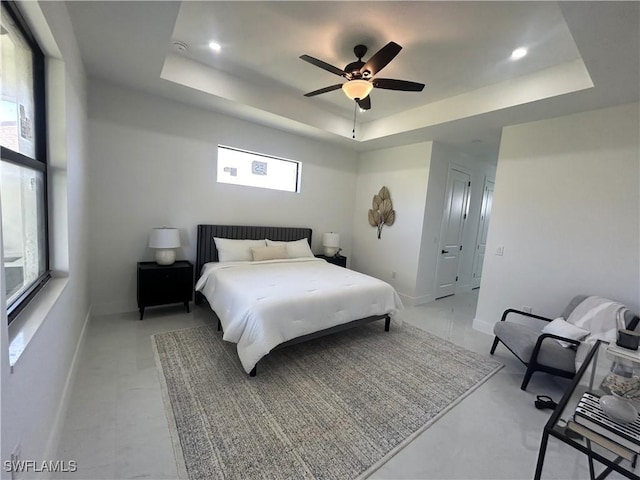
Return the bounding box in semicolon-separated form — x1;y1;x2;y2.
566;420;636;462
574;392;640;454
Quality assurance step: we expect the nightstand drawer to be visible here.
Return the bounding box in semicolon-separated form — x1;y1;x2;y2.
140;269;191;291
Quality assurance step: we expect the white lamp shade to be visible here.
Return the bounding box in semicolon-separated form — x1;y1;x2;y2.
342;80;373;100
322;232;340;248
322;232;340;257
149;228;181;248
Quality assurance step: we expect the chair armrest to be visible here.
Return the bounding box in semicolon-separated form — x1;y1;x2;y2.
529;333;581;365
500;308;553;323
536;333;581;348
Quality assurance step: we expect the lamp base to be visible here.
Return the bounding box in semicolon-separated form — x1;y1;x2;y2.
324;246;339;257
155;249;176;265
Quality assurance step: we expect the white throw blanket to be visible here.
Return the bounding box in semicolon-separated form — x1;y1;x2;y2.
568;296;629;369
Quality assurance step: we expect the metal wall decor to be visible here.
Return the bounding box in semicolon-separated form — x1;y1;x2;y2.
368;186;395;239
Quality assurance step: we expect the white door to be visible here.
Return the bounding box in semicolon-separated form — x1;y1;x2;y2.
435;167;471;299
472;179;494;288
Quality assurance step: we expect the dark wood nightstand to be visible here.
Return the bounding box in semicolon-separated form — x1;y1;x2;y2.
315;254;347;268
137;261;193;320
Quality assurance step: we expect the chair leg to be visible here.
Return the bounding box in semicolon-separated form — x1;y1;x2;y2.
490;336;500;355
521;365;536;391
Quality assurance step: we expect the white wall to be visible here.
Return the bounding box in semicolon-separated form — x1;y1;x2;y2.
0;1;89;477
475;102;640;334
351;142;433;303
88;81;359;314
351;141;497;306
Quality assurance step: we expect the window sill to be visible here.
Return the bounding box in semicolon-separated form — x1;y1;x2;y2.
8;275;69;371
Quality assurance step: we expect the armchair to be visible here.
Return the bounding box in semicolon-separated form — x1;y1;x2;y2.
490;295;640;391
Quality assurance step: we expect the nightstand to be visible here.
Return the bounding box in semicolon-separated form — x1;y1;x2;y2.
137;261;193;320
315;254;347;268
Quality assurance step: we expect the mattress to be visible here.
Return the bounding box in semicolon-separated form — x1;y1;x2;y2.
195;257;403;373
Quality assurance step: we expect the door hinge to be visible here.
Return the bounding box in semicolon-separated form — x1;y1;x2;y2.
456;276;459;281
463;213;467;219
468;181;471;187
460;245;463;251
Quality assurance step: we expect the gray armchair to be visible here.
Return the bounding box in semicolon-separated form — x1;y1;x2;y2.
490;295;640;391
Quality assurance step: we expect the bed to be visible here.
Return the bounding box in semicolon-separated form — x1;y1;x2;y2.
195;224;403;376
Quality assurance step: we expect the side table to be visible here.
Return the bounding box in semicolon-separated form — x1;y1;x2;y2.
315;254;347;268
137;261;193;320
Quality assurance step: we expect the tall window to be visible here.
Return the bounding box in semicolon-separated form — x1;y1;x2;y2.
0;1;49;323
217;145;301;193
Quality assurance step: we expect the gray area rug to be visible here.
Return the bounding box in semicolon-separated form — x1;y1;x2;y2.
152;321;502;479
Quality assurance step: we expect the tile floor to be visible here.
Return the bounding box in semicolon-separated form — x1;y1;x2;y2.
55;291;623;479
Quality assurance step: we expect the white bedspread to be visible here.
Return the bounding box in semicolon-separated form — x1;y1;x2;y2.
195;257;403;373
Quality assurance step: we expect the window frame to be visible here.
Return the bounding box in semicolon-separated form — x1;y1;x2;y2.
1;0;50;324
216;144;302;193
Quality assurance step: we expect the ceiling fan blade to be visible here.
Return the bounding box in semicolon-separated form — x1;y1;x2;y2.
359;42;402;77
303;84;343;97
372;78;425;92
299;55;346;77
356;96;371;110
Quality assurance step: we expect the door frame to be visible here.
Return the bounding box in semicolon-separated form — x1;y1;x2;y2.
472;176;495;289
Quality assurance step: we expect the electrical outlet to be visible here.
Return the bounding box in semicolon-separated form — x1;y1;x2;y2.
495;245;504;256
522;306;532;314
391;271;397;279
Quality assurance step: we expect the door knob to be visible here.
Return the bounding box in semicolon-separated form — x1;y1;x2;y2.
441;250;449;254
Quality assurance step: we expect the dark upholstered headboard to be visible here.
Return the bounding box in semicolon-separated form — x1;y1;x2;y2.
195;224;312;278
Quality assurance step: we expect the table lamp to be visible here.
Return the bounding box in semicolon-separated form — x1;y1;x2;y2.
322;232;340;257
149;227;180;265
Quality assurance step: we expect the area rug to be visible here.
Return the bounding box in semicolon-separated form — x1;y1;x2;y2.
152;321;502;479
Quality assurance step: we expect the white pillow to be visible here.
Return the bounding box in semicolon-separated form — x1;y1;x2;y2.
266;238;314;258
251;245;288;262
214;238;266;262
541;317;590;348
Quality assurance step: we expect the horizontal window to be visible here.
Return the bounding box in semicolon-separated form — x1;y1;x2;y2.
217;145;301;193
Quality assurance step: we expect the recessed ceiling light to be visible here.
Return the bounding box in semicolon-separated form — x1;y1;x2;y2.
511;47;527;61
209;41;221;52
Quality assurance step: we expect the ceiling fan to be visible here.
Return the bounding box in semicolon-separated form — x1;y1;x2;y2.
299;42;425;110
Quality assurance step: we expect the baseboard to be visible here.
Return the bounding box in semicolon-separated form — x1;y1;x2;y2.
472;316;495;336
398;293;435;308
42;305;91;471
92;300;137;316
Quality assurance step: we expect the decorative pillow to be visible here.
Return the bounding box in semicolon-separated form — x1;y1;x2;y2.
251;245;288;262
541;317;590;348
266;238;314;258
214;238;266;262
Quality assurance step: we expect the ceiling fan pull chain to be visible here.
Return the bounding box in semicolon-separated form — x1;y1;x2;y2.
352;101;357;139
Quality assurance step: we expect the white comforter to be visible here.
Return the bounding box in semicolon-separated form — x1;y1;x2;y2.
195;257;403;373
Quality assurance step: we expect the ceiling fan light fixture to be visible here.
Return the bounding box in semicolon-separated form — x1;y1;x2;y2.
342;79;373;101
